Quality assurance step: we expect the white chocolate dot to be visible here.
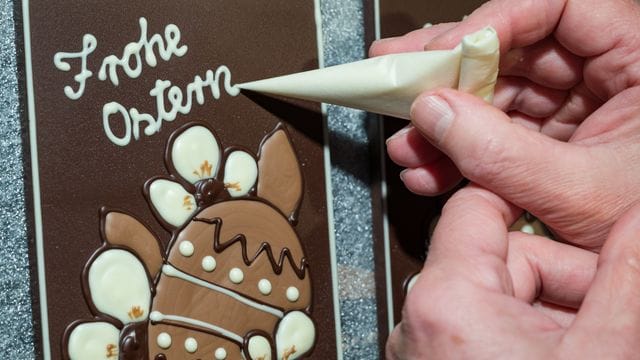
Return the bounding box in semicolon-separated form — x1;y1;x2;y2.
156;332;172;349
201;255;217;272
179;240;194;257
214;347;227;359
521;224;535;234
286;286;300;302
229;268;244;284
258;279;272;295
184;337;198;353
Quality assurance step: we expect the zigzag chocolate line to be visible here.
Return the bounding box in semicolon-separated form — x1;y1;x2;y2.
193;216;309;279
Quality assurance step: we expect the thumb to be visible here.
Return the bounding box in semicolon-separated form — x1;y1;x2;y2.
409;89;587;218
565;204;640;356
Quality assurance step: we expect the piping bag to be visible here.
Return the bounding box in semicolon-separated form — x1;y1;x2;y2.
237;27;500;120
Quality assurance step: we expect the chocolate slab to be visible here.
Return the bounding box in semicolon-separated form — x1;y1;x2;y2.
372;0;488;334
18;0;339;358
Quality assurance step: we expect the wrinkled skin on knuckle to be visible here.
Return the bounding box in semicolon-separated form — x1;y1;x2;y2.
545;150;636;248
529;182;608;248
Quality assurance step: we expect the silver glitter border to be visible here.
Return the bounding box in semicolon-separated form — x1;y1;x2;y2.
0;0;37;358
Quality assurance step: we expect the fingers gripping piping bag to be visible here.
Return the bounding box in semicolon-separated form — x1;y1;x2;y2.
238;27;499;117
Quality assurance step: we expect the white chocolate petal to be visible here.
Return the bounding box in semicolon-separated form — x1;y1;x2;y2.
248;335;272;360
171;125;220;183
88;249;151;324
223;151;258;197
67;322;120;360
149;179;196;228
275;311;315;360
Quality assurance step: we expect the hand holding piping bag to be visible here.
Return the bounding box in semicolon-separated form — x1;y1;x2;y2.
375;0;640;358
378;0;640;250
386;184;640;359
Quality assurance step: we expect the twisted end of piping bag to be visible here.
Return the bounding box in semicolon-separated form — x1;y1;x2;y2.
237;27;499;120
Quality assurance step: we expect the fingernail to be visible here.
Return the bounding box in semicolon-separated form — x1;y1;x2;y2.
385;125;412;145
399;169;408;182
411;94;454;142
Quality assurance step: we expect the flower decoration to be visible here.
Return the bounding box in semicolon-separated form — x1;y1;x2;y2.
64;209;163;360
66;248;153;360
146;123;258;228
66;321;120;359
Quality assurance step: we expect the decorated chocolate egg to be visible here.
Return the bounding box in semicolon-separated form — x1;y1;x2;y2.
63;122;316;360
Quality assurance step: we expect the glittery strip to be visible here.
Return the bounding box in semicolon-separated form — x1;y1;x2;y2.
0;0;37;357
320;0;380;358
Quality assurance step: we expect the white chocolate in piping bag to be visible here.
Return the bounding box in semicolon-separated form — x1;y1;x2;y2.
237;27;499;119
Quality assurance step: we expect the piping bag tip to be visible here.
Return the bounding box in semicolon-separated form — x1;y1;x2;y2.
237;26;499;120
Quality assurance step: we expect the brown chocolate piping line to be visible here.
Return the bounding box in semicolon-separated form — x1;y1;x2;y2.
120;321;149;360
193;216;308;279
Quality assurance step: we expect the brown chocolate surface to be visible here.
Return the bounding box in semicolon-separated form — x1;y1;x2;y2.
103;210;164;278
21;1;336;358
375;0;488;330
170;200;312;310
257;127;304;224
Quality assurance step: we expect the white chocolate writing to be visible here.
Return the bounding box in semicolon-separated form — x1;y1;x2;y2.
52;17;239;146
53;17;186;98
99;18;187;86
53;34;97;100
103;66;239;146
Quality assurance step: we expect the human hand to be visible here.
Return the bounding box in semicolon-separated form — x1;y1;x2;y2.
372;0;640;250
387;185;640;359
